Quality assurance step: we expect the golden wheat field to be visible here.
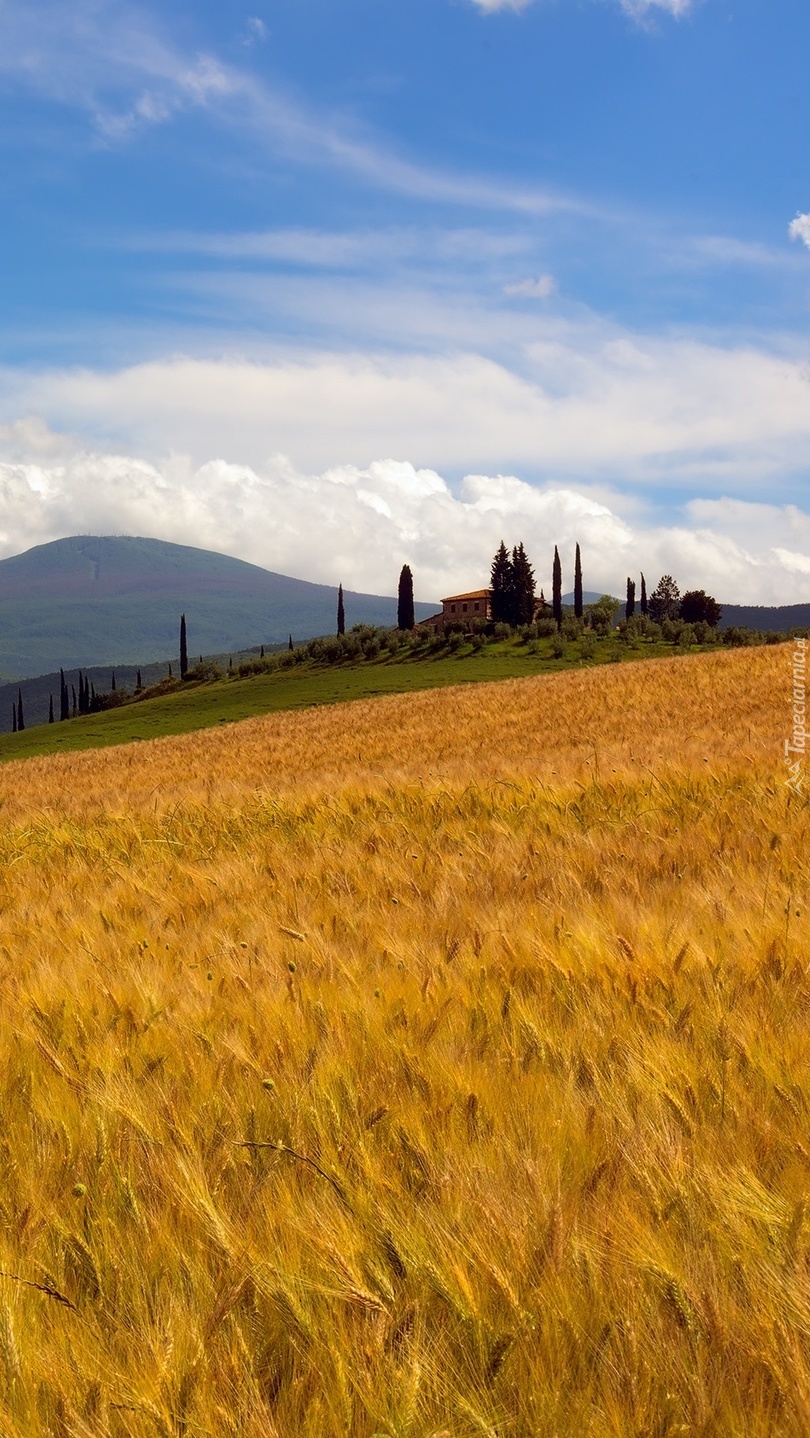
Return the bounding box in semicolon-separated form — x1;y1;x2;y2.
0;645;806;1438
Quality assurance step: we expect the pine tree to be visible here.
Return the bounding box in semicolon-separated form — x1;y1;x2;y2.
180;613;188;679
552;546;563;630
648;575;681;625
288;634;293;652
511;544;536;626
397;565;415;630
60;669;69;721
574;544;583;619
135;669;142;692
337;584;345;636
11;706;15;734
640;573;648;616
626;577;636;620
490;541;514;624
168;663;172;678
48;694;54;724
17;690;24;732
111;671;116;692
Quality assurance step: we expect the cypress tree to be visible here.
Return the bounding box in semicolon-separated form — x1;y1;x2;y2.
397;565;415;630
260;646;264;659
168;663;172;678
135;669;142;692
511;543;536;626
626;577;636;620
48;694;54;724
111;671;116;691
552;546;563;630
574;544;583;619
180;614;188;679
490;541;513;624
72;685;77;718
17;691;24;732
11;706;15;734
337;584;345;637
288;634;293;651
640;573;648;616
60;669;69;721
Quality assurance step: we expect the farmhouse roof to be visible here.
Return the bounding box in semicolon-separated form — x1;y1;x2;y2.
441;589;491;603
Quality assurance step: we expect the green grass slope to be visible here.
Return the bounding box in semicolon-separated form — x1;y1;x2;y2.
0;536;437;676
0;629;716;765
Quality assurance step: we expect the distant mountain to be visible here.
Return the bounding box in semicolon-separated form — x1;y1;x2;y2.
561;590;620;606
0;536;438;678
718;603;810;633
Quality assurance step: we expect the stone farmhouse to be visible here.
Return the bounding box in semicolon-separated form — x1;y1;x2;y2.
418;585;551;630
416;589;491;631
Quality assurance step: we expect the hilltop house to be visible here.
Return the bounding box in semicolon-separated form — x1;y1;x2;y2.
417;583;552;632
441;589;492;623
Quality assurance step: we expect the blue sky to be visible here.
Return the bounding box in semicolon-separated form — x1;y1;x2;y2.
0;0;809;602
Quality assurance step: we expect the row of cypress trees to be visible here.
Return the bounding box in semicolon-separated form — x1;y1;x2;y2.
334;570;416;636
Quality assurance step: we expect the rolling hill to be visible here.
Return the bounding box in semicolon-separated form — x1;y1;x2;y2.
0;535;438;678
0;647;803;1433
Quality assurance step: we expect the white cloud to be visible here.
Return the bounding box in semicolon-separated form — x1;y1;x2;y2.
471;0;694;15
3;328;808;485
469;0;533;12
243;17;268;45
789;213;810;250
0;427;805;605
0;0;583;217
620;0;695;16
503;274;556;299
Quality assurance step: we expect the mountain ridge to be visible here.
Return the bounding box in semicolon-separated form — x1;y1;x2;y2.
0;536;438;677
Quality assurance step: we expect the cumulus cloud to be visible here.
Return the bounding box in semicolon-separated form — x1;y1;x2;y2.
503;274;556;299
789;213;810;249
0;429;806;605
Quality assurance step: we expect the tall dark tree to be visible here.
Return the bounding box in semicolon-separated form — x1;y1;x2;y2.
552;546;563;630
574;544;583;619
490;541;514;624
135;669;143;692
48;694;54;724
60;668;69;721
680;590;722;627
71;685;77;719
648;575;681;624
111;671;116;692
626;578;636;620
288;634;294;652
397;565;415;630
511;544;536;626
11;706;16;734
17;690;24;732
640;573;648;616
180;613;188;679
337;584;345;636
